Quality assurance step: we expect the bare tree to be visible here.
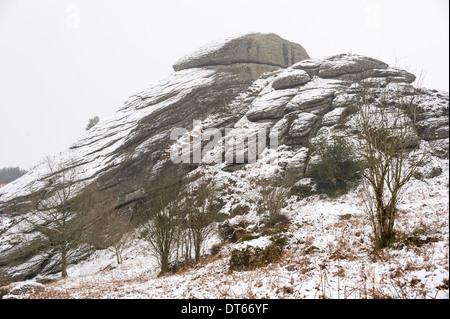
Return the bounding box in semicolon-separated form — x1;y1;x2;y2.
24;158;100;277
140;184;180;274
104;212;133;265
183;180;219;263
352;84;427;249
180;226;193;267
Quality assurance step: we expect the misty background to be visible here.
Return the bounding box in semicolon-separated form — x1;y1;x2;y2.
0;0;448;170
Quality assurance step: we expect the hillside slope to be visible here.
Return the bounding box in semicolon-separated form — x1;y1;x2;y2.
0;33;448;294
3;156;448;299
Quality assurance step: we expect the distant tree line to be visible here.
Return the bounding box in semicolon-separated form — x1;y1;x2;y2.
0;167;28;184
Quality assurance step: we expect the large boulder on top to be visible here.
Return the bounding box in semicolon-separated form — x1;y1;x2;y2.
173;33;310;71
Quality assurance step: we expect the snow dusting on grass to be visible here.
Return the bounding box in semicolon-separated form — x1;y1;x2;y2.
4;154;448;299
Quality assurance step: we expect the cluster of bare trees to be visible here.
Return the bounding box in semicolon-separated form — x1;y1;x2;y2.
23;153;294;278
21;153;223;278
138;179;222;274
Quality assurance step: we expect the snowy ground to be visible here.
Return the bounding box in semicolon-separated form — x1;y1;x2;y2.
2;155;448;299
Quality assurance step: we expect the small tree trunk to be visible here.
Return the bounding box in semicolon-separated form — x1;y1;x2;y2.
194;239;201;263
61;249;68;278
375;204;397;249
184;231;192;265
175;233;180;270
160;254;169;274
115;247;122;264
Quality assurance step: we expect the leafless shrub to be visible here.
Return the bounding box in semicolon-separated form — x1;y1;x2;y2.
181;179;223;263
258;179;289;227
138;183;181;274
352;84;428;249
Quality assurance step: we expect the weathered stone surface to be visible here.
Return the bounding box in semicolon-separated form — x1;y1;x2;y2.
272;69;311;90
270;111;321;147
245;89;298;121
332;92;357;108
285;148;309;182
286;88;335;115
317;54;389;78
322;107;346;126
290;113;321;138
368;68;416;83
173;33;310;71
292;59;323;77
416;117;449;141
413;89;449;141
284;78;348;116
293;54;389;79
428;139;449;158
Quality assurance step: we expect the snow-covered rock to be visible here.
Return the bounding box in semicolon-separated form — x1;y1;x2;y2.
229;235;284;271
272;69;311;90
0;33;448;285
4;281;44;297
173;32;310;71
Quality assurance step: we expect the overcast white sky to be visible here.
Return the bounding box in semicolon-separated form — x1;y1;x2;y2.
0;0;448;169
